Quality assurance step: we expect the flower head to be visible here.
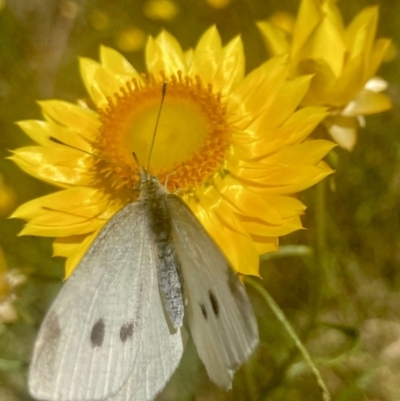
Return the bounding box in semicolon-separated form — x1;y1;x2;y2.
11;27;333;278
257;0;392;150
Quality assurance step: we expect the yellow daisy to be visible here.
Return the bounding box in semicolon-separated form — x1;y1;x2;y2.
11;26;334;278
257;0;392;150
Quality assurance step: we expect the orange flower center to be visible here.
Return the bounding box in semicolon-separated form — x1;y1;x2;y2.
97;72;230;193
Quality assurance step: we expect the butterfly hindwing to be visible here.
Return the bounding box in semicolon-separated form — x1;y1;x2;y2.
29;202;184;401
167;195;259;388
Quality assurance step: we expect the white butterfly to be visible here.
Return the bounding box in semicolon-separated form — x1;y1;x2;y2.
28;168;259;401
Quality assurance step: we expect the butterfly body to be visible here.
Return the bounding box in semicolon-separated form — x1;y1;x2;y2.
138;171;184;329
29;171;259;401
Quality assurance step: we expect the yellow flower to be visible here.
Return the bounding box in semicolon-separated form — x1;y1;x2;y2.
257;0;392;151
11;27;334;278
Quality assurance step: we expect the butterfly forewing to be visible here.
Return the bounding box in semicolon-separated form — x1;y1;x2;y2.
29;203;183;401
106;291;186;401
168;195;259;389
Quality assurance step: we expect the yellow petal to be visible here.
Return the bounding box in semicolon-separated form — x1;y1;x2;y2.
215;175;283;225
213;35;245;93
12;187;114;223
19;221;97;237
241;215;303;236
257;20;290;56
100;45;139;77
301;11;346;77
187;197;259;276
367;38;391;79
146;31;187;76
262;195;306;218
320;0;345;32
229;161;333;195
253;74;313;131
80;58;124;108
345;6;378;63
300;58;338;106
291;0;323;62
329;54;365;105
189;26;222;84
261;165;332;194
64;231;99;278
16;120;92;151
342;90;392;116
16;120;55;147
252;235;279;255
10;146;95;187
39;100;100;141
184;48;193;67
194;185;245;234
295;0;345;52
261;139;336;166
79;58;109;107
229;56;289;129
53;234;91;257
231;106;327;159
268;11;296;34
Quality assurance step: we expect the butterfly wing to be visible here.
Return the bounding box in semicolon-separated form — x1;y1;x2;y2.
167;195;259;389
107;300;186;401
29;202;184;401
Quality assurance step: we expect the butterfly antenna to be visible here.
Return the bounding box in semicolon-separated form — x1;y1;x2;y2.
48;137;132;175
146;81;167;171
49;137;96;157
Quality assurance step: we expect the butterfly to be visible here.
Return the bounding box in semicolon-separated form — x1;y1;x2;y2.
28;81;258;401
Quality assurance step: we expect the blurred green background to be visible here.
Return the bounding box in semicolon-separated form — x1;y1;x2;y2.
0;0;399;400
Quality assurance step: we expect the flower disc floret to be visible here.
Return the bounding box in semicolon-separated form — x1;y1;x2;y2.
97;72;230;193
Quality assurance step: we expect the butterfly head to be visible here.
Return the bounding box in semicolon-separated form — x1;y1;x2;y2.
137;167;167;200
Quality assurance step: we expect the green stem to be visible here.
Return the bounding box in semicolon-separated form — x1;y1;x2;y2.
246;277;331;401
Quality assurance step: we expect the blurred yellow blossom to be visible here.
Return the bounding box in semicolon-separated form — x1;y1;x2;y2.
11;27;334;278
0;247;26;323
206;0;232;9
257;0;392;150
89;9;110;31
115;27;146;52
143;0;179;21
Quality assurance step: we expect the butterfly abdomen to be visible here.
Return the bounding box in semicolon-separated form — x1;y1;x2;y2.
139;173;184;329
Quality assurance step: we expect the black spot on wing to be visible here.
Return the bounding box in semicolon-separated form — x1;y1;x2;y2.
120;323;134;342
200;304;207;319
209;290;219;316
91;319;105;347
